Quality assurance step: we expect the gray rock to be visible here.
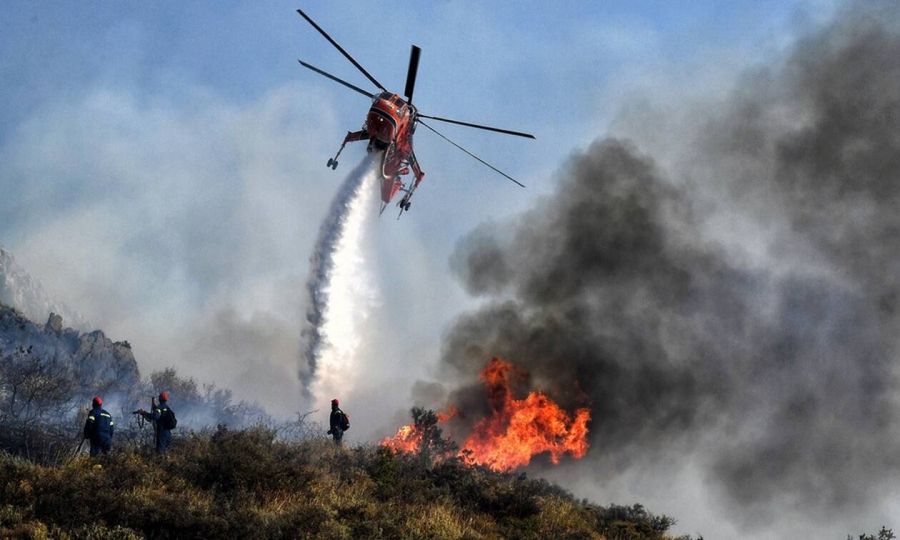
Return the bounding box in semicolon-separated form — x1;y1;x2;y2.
46;312;63;334
0;303;140;397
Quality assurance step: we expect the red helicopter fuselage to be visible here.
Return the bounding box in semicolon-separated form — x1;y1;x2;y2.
336;91;424;213
366;92;410;149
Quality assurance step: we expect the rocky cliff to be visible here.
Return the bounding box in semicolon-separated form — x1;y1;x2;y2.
0;304;140;398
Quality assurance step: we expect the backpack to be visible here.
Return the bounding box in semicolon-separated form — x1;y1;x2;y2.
340;411;350;431
159;407;177;430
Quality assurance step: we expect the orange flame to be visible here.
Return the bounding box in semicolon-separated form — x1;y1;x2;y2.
379;405;459;454
436;404;459;422
460;357;590;471
380;357;590;472
380;424;421;454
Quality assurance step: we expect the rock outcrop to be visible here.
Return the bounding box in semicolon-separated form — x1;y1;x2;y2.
0;304;140;398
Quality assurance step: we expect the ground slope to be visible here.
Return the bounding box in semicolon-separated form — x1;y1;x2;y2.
0;426;684;540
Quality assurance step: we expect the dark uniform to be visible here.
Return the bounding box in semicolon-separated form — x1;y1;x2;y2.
328;398;344;445
83;400;114;456
140;394;175;453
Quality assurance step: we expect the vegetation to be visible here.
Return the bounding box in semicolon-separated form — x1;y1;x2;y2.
408;406;458;469
0;423;689;540
0;346;80;465
0;344;269;465
849;527;896;540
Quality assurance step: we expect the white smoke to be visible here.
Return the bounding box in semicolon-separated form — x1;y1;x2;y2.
300;155;381;402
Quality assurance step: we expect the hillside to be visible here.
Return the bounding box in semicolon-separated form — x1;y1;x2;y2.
0;426;687;540
0;302;268;464
0;295;690;539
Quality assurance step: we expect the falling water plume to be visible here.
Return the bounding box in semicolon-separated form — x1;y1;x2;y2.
299;155;378;395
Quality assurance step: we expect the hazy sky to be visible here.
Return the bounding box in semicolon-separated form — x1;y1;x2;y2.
7;1;885;538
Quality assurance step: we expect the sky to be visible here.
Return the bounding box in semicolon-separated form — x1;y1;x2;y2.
8;1;898;538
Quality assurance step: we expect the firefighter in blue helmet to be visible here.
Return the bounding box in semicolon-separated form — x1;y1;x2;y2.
327;398;348;445
138;392;176;453
83;396;114;456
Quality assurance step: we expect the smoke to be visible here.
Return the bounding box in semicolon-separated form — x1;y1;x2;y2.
300;156;380;399
439;1;900;536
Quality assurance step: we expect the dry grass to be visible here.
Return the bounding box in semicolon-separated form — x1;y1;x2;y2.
0;426;682;539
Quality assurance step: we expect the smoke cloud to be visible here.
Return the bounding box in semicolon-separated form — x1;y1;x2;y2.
0;82;345;416
440;1;900;535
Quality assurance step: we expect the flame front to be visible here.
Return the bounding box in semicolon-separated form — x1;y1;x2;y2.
460;357;590;471
380;424;421;454
380;357;591;472
379;405;459;453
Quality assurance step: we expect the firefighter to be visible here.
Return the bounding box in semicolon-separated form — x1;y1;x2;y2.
327;398;348;445
137;392;177;453
83;396;114;456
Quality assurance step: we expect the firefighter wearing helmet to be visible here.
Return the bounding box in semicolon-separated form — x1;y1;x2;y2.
136;392;177;453
83;396;115;456
327;398;349;445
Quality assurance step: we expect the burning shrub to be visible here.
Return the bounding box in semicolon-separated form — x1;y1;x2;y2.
459;357;590;471
382;357;591;472
381;406;459;469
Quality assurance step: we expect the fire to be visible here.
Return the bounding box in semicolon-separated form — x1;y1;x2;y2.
379;405;459;454
381;357;591;472
380;424;421;454
460;357;591;471
436;405;459;422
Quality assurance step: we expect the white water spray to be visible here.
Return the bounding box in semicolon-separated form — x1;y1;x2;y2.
300;156;380;401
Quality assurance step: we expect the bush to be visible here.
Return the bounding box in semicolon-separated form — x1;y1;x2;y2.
568;502;682;540
0;426;682;539
850;527;896;540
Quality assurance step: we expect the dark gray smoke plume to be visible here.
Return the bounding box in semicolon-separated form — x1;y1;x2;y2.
299;156;374;392
440;0;900;531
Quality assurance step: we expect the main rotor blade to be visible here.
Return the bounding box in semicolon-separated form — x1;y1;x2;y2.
418;114;535;139
419;120;526;188
404;45;421;104
296;8;386;92
298;60;375;98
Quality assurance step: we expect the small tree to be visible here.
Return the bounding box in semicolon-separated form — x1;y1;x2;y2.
1;347;75;422
0;346;77;462
277;410;324;442
849;527;896;540
409;406;458;469
144;367;270;431
150;367;202;403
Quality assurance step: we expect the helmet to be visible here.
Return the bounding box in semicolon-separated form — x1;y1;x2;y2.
159;392;169;401
331;398;339;406
92;396;103;407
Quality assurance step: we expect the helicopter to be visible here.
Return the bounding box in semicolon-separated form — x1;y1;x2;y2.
296;8;535;217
